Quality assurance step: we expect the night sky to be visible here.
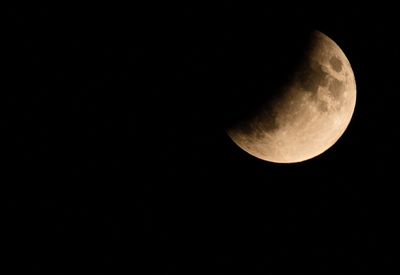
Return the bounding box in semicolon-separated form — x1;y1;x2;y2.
4;3;398;274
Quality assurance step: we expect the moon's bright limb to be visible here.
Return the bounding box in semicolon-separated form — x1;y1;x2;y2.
227;31;356;163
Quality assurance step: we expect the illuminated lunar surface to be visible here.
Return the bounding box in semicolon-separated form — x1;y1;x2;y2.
227;31;356;163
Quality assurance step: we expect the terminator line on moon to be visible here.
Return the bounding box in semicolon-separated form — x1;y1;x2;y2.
227;31;356;163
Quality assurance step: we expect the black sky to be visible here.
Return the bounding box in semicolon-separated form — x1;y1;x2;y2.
4;3;399;274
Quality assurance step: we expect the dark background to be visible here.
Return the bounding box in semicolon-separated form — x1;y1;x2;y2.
4;3;399;274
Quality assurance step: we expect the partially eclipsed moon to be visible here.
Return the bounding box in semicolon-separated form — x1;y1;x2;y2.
227;31;356;163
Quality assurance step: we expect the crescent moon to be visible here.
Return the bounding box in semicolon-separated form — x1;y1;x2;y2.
227;31;356;163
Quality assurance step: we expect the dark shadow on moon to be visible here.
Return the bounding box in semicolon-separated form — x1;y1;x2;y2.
233;107;280;137
162;24;323;141
223;30;349;134
222;28;315;133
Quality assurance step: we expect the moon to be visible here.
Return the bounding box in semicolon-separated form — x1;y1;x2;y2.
227;31;356;163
